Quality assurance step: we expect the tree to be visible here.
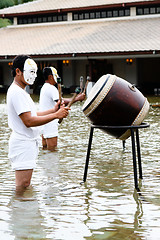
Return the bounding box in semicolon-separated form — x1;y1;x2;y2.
0;0;14;9
0;0;34;27
0;0;34;8
14;0;34;5
0;18;12;27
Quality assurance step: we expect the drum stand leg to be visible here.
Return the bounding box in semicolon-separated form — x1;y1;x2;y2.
122;140;126;150
83;126;143;191
83;126;94;182
136;129;143;179
131;129;140;191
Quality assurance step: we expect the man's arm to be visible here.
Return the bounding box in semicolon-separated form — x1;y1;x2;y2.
63;93;86;106
19;106;69;127
37;100;62;116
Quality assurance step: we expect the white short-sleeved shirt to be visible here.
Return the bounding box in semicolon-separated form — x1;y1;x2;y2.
39;83;59;138
39;83;59;110
7;83;39;139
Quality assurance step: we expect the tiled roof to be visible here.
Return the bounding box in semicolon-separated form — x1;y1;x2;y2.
0;0;156;15
0;15;159;57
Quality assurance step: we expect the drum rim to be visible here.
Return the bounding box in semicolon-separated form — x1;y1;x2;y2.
83;74;110;112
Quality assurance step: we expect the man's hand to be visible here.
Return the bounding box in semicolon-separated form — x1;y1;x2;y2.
54;100;66;112
76;93;86;102
55;106;70;119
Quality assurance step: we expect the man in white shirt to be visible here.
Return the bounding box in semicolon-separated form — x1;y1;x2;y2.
39;67;85;151
7;55;70;191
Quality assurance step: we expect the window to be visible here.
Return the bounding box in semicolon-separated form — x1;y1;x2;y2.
18;19;22;24
113;10;118;17
63;15;67;21
73;7;130;21
53;16;57;22
23;18;27;24
74;13;78;20
150;7;156;14
101;11;106;18
137;5;160;15
137;8;143;15
125;9;130;16
48;16;52;22
38;17;42;23
84;13;89;19
58;15;62;21
107;11;112;17
157;7;160;13
96;12;101;18
119;10;124;17
95;12;101;18
79;13;83;20
144;7;149;14
90;12;95;19
28;18;32;23
42;17;47;22
17;13;67;24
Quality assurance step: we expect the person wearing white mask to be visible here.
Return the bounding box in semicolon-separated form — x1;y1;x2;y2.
39;67;85;151
7;55;70;190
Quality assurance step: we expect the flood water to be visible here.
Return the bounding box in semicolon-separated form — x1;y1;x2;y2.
0;93;160;240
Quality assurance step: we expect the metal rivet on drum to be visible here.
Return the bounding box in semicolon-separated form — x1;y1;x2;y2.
129;84;136;92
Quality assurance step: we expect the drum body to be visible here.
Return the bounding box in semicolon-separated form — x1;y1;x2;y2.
82;74;149;140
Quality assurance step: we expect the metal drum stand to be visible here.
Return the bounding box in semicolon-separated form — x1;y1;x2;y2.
83;123;150;191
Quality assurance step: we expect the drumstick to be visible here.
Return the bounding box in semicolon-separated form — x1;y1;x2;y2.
83;76;90;94
57;77;62;105
151;104;160;108
59;87;81;124
57;77;63;124
80;76;84;93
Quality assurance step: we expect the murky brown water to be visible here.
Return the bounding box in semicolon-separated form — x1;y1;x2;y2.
0;93;159;240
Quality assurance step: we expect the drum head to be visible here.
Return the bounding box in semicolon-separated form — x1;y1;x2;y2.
82;74;116;116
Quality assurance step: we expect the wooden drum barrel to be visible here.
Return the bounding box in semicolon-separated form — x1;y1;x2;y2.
82;74;149;140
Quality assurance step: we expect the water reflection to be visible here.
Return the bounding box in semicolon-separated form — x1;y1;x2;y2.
0;94;159;239
8;187;46;239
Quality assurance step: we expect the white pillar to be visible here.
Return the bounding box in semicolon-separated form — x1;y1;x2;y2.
13;17;18;25
67;12;72;21
130;7;136;16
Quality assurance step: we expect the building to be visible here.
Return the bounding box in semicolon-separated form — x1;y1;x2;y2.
0;0;160;94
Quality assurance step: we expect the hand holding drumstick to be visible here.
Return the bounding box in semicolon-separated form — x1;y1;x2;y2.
58;87;81;123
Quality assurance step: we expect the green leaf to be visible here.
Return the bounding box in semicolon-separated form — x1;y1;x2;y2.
0;18;12;27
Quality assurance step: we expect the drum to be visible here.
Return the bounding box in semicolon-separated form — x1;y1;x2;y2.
82;74;149;140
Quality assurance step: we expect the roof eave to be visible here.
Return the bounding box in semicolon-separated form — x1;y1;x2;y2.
1;0;160;18
1;50;160;61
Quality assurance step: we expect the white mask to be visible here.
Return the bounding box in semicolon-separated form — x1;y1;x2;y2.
50;66;59;83
23;58;37;85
